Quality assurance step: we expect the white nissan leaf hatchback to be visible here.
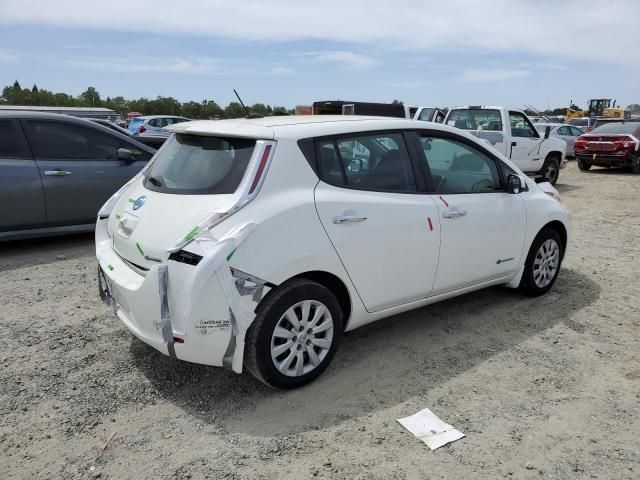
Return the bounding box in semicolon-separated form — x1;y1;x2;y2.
96;116;571;389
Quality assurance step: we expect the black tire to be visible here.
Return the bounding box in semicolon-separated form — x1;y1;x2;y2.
538;156;560;184
577;158;592;171
244;279;343;389
632;156;640;174
518;227;564;297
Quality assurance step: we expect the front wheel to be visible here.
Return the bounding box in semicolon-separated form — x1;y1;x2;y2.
539;156;560;184
519;228;563;296
244;279;343;389
577;158;592;171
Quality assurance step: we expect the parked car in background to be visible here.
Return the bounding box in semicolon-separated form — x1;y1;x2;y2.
534;123;584;158
96;115;570;389
0;112;155;241
91;118;170;149
90;118;133;136
568;117;598;132
127;115;190;135
445;106;567;184
574;121;640;173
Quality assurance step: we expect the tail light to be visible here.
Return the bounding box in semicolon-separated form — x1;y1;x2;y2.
249;145;272;194
612;136;637;150
139;125;146;133
574;138;588;149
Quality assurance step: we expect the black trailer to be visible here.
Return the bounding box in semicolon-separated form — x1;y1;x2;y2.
313;100;406;118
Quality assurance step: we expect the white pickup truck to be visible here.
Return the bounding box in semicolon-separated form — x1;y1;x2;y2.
407;106;446;123
444;106;567;184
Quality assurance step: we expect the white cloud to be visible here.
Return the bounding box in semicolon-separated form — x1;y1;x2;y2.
66;55;286;77
0;50;18;63
293;51;380;70
1;0;637;67
459;68;531;82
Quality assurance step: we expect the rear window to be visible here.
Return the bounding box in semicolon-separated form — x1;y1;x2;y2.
143;134;255;194
589;122;640;135
447;109;502;131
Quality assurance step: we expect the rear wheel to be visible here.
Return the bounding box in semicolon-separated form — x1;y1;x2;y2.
577;158;592;171
519;228;563;296
632;156;640;174
244;279;343;389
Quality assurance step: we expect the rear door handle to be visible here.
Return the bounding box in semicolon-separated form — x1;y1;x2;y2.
443;209;468;219
333;215;367;224
44;170;72;176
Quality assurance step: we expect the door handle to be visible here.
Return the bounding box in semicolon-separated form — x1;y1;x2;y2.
44;170;72;176
333;215;367;224
442;209;468;219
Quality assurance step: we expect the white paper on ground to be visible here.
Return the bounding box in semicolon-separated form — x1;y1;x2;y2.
397;408;465;450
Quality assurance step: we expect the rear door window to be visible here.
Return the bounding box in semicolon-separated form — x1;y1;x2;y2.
316;132;416;192
143;134;255;194
0;120;24;158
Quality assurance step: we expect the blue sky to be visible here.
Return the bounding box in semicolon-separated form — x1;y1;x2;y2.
0;0;638;110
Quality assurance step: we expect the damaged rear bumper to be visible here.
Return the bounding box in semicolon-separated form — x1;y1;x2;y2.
96;219;271;373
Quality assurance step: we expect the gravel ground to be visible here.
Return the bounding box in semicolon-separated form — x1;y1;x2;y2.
1;162;639;479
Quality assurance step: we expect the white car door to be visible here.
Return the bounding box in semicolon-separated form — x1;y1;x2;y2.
314;131;440;312
508;111;543;173
417;133;526;293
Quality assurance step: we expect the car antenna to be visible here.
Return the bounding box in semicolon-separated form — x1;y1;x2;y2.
234;89;263;119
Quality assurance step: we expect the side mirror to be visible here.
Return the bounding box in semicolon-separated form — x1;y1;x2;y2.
117;148;135;162
506;173;523;194
544;126;551;140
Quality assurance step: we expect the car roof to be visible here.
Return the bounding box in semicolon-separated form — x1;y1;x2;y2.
167;115;461;140
0;111;155;152
137;115;188;120
0;111;106;121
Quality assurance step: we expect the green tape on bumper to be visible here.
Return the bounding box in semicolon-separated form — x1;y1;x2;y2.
136;242;144;256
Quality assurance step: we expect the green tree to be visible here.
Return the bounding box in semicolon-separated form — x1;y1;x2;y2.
224;102;247;118
79;87;102;107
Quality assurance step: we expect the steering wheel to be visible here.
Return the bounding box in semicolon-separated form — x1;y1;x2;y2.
471;178;494;192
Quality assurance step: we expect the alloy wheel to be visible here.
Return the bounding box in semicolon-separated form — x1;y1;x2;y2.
533;239;560;288
270;300;334;377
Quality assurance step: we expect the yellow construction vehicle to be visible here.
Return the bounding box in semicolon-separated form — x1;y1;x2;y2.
566;99;626;120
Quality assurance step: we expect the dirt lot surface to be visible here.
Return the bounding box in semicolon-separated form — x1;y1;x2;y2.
1;163;639;479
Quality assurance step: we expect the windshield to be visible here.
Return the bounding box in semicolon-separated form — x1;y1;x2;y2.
143;134;256;194
589;122;640;135
447;109;502;131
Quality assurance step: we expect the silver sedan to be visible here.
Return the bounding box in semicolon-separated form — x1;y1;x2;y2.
534;123;585;158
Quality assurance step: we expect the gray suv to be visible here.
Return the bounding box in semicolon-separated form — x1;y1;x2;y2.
0;112;155;241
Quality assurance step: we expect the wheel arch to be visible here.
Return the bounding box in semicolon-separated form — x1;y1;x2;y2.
544;220;568;260
260;270;352;331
